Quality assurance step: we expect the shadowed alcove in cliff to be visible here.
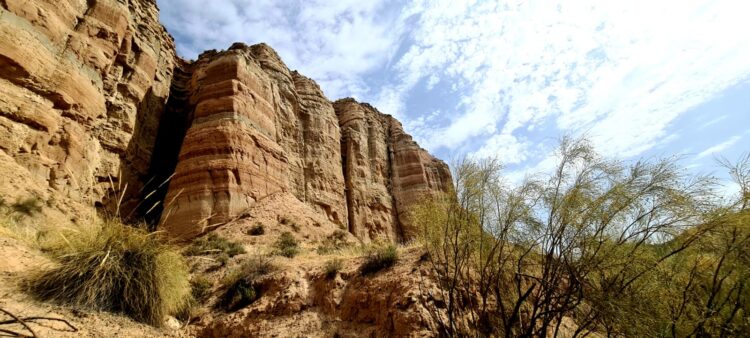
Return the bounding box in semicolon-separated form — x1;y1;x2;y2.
114;61;193;228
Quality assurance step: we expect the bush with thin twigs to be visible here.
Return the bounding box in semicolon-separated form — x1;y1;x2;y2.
360;244;398;275
220;255;275;311
185;233;246;257
275;232;299;258
25;219;191;326
324;258;343;279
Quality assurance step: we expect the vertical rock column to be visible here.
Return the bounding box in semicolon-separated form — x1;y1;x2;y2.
159;52;289;239
335;99;400;242
388;118;452;239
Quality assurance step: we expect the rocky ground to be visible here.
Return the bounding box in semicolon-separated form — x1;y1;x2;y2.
0;194;445;337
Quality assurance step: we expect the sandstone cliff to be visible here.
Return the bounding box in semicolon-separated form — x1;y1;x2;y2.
0;0;176;216
0;0;450;243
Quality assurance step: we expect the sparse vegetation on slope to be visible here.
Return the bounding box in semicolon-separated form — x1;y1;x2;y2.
360;244;398;275
247;222;265;236
191;276;213;303
324;258;343;278
10;197;43;216
185;233;246;257
316;229;350;255
274;231;299;258
25;219;192;326
220;255;276;311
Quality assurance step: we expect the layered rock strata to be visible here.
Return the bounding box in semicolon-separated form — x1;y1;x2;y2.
159;45;451;242
0;0;176;213
0;0;451;243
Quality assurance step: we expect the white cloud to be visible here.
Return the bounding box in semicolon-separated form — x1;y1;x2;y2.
697;135;743;159
471;133;532;164
157;0;401;99
158;0;750;174
376;0;750;163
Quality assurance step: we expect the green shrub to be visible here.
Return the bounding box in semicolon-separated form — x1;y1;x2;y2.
12;197;43;215
191;276;212;302
220;255;275;311
25;220;191;326
324;258;343;279
275;232;299;258
360;244;398;275
248;223;265;236
316;230;350;255
185;233;246;257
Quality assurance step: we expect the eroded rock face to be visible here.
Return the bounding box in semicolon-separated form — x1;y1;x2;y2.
335;99;452;241
0;0;176;212
159;46;451;242
0;0;450;243
159;44;349;239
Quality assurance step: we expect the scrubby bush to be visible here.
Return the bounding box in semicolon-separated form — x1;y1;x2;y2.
316;229;350;255
248;223;265;236
25;219;191;326
360;244;398;275
324;258;343;279
414;139;750;337
185;233;246;257
220;255;275;311
275;232;299;258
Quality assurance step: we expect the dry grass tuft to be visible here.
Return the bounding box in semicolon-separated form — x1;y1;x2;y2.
360;244;399;275
324;258;343;279
247;223;265;236
24;219;192;326
185;233;246;257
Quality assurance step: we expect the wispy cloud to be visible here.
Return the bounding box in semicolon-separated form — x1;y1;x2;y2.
697;135;743;159
157;0;402;99
158;0;750;175
376;0;750;162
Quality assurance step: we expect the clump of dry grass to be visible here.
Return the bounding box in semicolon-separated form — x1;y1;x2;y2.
316;229;350;255
25;219;192;326
184;233;246;257
324;258;343;279
247;222;265;236
360;244;399;275
11;197;43;216
191;275;213;303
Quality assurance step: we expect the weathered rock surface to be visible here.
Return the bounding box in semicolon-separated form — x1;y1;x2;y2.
159;46;450;242
0;0;454;336
335;99;451;241
194;247;444;338
0;0;450;242
0;0;176;213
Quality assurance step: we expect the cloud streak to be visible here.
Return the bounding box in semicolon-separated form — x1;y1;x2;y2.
697;135;743;159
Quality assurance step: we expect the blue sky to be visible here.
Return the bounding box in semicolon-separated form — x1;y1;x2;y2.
157;0;749;193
